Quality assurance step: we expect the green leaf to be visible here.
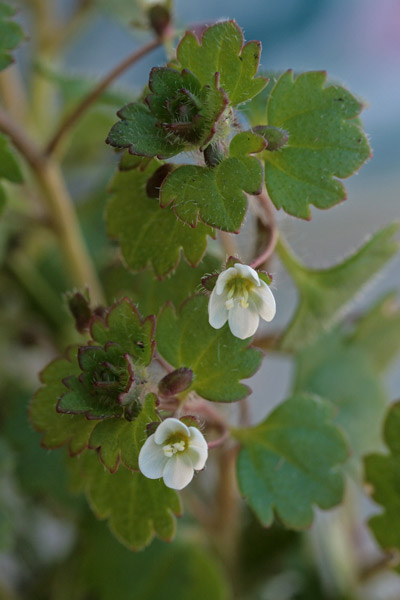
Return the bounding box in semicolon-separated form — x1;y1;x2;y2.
176;20;267;106
347;292;400;373
71;451;181;551
232;394;348;529
103;254;221;316
277;224;399;351
364;402;400;560
30;346;97;455
0;3;24;71
107;103;185;158
160;131;265;232
107;159;213;277
78;519;230;600
294;329;388;472
0;134;23;183
89;297;156;366
88;394;160;472
156;295;262;402
263;70;371;219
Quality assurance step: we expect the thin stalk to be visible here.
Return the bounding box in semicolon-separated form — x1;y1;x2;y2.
45;38;161;156
250;187;279;269
0;108;105;306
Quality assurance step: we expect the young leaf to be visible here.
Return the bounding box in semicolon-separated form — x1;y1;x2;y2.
176;20;267;106
0;134;23;183
277;224;399;351
263;70;371;219
107;159;213;277
29;347;97;455
156;295;262;402
72;451;181;551
106;103;185;159
89;297;155;366
294;329;388;472
88;394;160;473
160;131;265;232
232;394;348;529
0;3;24;71
364;402;400;561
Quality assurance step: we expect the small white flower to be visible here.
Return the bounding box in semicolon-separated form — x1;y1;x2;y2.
208;263;276;340
138;418;208;490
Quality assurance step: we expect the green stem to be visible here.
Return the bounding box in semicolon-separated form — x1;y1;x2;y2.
0;107;105;306
44;37;161;157
275;234;306;281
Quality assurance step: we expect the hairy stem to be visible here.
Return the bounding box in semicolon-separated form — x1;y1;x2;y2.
45;38;161;156
0;108;105;306
250;187;279;269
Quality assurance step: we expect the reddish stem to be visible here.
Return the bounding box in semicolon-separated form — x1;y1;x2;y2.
250;188;278;269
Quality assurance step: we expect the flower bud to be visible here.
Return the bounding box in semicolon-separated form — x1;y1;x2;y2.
252;125;289;151
158;367;193;397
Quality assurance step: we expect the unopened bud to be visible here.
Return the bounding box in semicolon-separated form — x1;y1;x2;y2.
204;142;226;167
66;291;92;333
148;4;172;39
158;367;193;397
252;125;289;151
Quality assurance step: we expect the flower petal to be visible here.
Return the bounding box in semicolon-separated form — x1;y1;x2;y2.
215;267;237;294
233;263;260;286
162;453;194;490
208;287;228;329
228;298;260;339
187;427;208;470
251;280;276;322
154;418;189;444
138;435;168;479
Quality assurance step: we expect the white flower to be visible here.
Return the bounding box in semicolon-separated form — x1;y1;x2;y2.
208;263;276;340
138;418;208;490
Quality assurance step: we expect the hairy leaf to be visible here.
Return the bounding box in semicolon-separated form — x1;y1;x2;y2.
107;159;213;277
0;3;24;71
263;70;371;219
160;131;265;232
88;394;159;472
365;402;400;562
176;20;267;105
278;224;399;351
30;347;97;455
89;297;155;366
72;451;181;551
156;295;262;402
103;254;221;316
233;394;348;529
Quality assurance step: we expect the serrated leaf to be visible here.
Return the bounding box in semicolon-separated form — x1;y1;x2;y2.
72;451;181;551
176;20;267;106
364;402;400;561
89;297;155;366
232;394;348;529
263;70;371;219
294;329;388;472
103;254;221;316
347;292;400;373
107;159;213;277
160;131;265;232
88;394;160;472
107;103;185;158
0;3;24;71
278;224;399;351
0;134;23;183
29;347;97;455
156;295;262;402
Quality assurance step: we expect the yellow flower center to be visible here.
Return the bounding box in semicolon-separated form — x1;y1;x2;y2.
162;433;188;457
225;277;255;310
